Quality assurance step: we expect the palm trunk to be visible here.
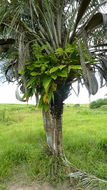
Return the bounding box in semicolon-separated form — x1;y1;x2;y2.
42;103;63;155
52;114;62;155
42;109;54;150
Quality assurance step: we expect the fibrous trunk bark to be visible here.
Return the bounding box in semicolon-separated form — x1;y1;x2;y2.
42;103;63;155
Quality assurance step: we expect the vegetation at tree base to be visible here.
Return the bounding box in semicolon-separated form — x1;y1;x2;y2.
0;104;107;190
90;98;107;109
0;0;107;155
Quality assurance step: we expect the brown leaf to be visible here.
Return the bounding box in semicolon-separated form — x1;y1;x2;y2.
85;13;107;33
85;13;103;32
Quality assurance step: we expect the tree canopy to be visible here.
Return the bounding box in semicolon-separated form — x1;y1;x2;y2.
0;0;107;107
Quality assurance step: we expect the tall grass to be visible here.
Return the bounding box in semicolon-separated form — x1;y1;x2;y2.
0;104;107;189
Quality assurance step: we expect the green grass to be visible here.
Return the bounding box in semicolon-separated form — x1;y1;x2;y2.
0;104;107;189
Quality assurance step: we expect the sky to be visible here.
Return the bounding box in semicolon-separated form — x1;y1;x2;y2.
0;81;107;104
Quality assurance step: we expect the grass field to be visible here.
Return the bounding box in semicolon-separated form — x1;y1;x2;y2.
0;104;107;189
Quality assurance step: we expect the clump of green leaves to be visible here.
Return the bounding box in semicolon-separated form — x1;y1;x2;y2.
20;43;80;110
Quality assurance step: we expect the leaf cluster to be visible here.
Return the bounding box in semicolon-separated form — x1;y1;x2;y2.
20;43;81;109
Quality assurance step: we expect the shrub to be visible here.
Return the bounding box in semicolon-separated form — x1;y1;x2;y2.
89;98;107;109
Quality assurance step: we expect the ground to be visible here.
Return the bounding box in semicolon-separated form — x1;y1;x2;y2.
7;183;56;190
7;183;83;190
5;167;83;190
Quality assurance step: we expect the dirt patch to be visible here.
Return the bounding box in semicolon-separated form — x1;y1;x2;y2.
5;166;83;190
7;183;53;190
6;182;82;190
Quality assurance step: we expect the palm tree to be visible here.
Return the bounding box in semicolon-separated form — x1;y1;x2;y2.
0;0;107;155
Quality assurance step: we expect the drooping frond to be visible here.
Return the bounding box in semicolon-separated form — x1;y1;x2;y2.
15;86;26;102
